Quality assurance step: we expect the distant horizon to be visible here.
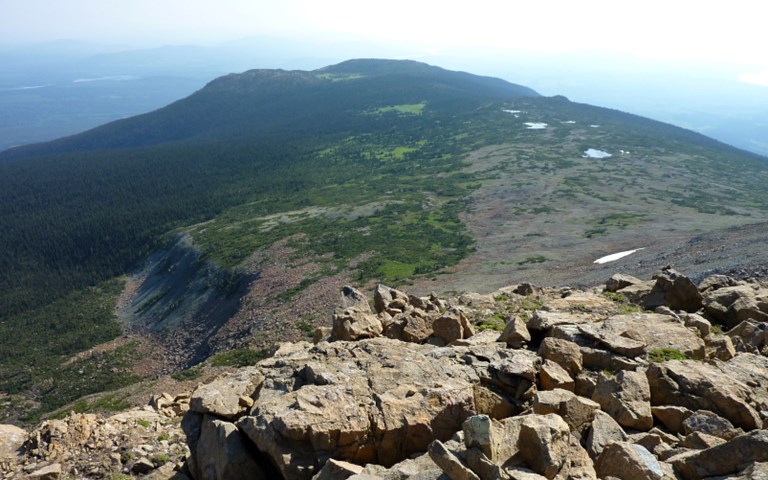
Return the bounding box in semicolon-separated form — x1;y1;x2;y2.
1;32;767;157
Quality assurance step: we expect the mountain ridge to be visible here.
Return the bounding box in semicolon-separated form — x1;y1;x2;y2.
2;58;768;425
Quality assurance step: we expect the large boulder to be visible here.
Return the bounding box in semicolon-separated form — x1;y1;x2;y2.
538;337;582;376
640;268;703;312
517;414;571;479
189;367;264;419
332;306;384;341
595;442;664;480
592;370;653;431
646;355;768;431
703;284;768;328
585;411;628;459
0;424;26;460
533;389;600;433
498;316;531;349
234;337;495;479
195;415;267;480
672;430;768;479
586;313;706;360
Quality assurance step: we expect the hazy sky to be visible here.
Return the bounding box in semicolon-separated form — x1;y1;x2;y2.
2;0;767;86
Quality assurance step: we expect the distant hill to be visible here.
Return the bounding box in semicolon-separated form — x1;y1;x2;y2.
1;59;768;423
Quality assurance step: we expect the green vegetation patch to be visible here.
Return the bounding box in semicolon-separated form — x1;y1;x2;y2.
602;291;644;314
370;102;426;115
648;348;688;363
210;348;269;368
585;212;647;238
518;255;548;266
477;314;507;332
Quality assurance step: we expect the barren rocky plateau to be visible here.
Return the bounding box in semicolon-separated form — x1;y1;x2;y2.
4;266;768;480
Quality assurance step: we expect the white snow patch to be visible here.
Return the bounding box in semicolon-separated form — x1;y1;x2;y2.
525;122;548;130
562;120;576;124
589;124;600;128
583;148;612;159
594;248;645;264
502;109;522;114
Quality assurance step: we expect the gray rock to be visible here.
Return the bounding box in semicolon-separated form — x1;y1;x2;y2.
462;415;495;461
595;442;664;480
681;410;740;440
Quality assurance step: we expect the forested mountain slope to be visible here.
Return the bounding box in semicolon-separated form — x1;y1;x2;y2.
1;59;767;423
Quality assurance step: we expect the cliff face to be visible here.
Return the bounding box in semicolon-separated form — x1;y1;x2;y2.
4;268;768;479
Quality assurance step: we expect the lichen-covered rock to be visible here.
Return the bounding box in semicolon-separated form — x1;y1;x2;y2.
595;442;664;480
681;410;740;440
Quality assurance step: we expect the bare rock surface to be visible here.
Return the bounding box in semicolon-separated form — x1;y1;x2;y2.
592;370;653;431
8;270;768;480
646;355;768;430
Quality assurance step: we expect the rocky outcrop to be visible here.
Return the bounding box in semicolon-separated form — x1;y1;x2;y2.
1;395;191;479
7;267;768;480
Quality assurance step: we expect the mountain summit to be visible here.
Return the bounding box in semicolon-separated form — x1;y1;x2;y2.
0;59;538;159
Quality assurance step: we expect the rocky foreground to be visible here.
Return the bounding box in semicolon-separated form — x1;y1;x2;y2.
4;267;768;479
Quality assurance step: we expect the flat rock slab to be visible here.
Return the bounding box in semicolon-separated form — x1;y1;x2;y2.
236;337;522;479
